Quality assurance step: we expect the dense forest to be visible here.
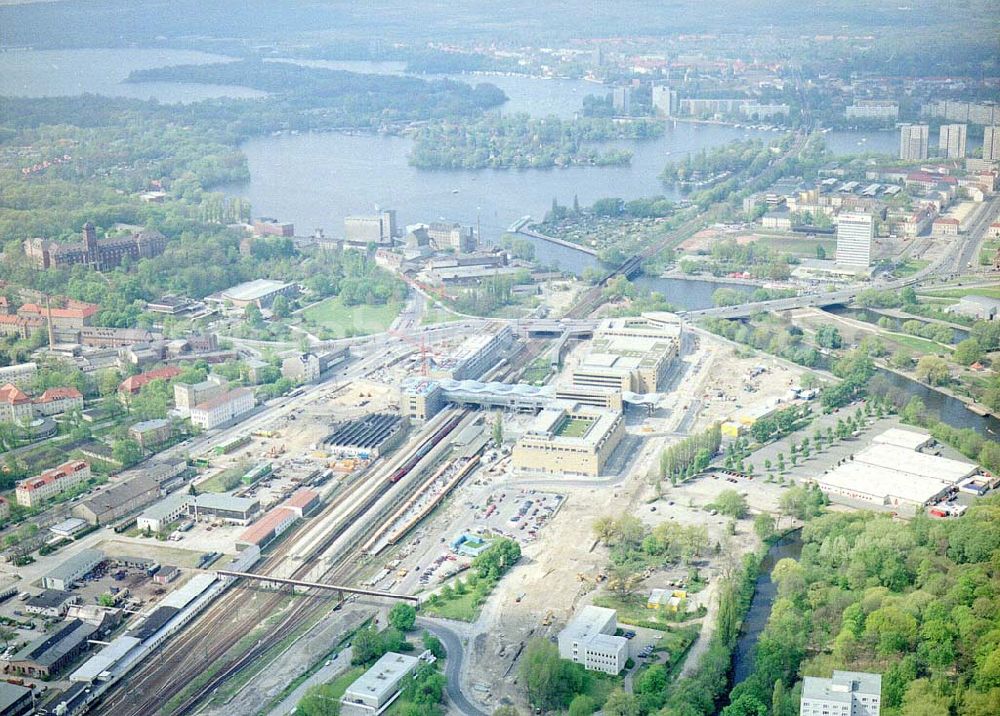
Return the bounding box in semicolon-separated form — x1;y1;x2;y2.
410;114;662;169
722;503;1000;716
126;59;507;124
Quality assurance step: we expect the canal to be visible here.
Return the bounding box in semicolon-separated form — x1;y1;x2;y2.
730;530;803;687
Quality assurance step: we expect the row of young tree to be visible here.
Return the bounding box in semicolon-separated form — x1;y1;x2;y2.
658;423;722;483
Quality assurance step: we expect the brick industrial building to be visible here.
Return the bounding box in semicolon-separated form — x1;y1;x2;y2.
23;223;167;271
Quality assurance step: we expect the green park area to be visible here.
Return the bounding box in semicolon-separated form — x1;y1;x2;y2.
300;298;401;338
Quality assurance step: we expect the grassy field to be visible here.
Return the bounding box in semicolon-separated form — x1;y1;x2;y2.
301;298;401;337
196;461;251;493
96;539;205;568
521;357;552;386
757;236;836;258
297;666;365;710
420;590;482;622
892;259;931;277
919;286;1000;300
592;594;704;631
885;333;952;354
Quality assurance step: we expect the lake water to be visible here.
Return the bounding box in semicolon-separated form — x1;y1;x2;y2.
0;48;266;102
1;48;906;246
217;121;775;242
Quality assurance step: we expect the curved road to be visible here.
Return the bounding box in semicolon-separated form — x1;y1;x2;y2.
417;617;488;716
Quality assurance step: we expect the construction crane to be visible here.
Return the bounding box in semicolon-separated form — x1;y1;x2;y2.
388;330;445;376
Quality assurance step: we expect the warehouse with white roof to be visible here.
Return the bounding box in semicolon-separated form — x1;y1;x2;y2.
854;443;978;484
812;429;980;514
871;427;934;452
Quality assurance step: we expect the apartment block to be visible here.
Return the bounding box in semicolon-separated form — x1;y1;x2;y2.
16;461;91;508
899;124;929;161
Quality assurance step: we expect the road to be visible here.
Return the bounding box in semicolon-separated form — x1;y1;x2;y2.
417;617;488;716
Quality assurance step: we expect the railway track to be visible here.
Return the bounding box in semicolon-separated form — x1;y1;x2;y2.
94;337;546;716
92;413;468;716
92;466;378;715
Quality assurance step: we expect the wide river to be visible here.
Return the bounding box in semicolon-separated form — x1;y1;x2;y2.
0;49;903;243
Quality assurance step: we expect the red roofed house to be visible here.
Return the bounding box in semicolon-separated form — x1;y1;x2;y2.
0;383;34;423
16;460;91;508
932;217;960;236
118;366;182;397
989;222;1000;239
17;299;98;329
33;387;84;417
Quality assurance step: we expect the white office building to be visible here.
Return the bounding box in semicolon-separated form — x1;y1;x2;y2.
938;124;967;159
557;605;628;675
836;212;874;268
340;652;419;716
801;671;881;716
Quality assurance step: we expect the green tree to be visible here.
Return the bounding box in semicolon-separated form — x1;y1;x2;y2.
492;413;503;446
389;603;417;632
753;513;776;542
112;438;143;467
714;489;748;519
350;625;385;665
899;679;950;716
245;303;264;327
864;605;917;655
520;639;583;711
914;355;950;385
567;694;596;716
953;338;983;366
721;693;768;716
421;631;445;659
603;689;640;716
270;294;290;319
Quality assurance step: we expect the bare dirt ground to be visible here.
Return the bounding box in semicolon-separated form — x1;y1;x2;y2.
540;279;586;318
